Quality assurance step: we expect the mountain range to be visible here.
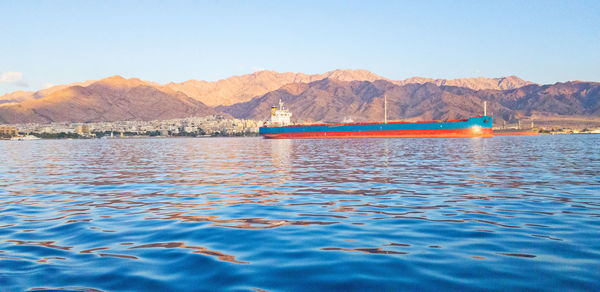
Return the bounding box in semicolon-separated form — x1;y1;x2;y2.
219;79;600;126
0;76;214;123
0;69;598;127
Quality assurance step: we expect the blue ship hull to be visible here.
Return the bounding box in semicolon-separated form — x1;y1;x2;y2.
259;116;493;139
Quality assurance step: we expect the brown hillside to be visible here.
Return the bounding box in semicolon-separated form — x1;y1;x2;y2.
219;79;600;127
164;69;387;106
0;76;215;124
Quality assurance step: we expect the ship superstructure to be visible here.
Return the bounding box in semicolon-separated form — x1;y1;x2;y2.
266;100;292;127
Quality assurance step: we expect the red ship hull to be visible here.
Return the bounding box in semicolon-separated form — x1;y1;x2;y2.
261;128;493;139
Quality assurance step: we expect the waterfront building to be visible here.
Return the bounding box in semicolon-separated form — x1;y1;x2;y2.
0;125;19;137
74;124;91;136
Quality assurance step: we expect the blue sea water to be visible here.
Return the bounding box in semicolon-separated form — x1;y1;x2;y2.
0;135;598;291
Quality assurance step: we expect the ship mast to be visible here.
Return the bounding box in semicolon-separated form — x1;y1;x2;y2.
384;94;388;124
484;101;487;116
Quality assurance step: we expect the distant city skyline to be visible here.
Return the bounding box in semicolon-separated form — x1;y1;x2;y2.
1;0;599;95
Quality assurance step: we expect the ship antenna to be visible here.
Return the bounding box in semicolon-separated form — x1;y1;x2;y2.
384;94;388;124
484;101;487;116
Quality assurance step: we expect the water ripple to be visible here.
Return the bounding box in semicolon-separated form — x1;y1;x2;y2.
1;135;599;290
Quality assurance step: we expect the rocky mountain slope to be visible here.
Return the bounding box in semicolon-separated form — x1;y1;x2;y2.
395;75;534;91
1;69;597;127
0;69;387;107
0;76;215;124
0;80;97;105
164;69;387;106
165;70;535;106
219;79;600;126
0;69;536;107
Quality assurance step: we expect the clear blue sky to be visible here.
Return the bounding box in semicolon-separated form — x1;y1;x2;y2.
1;0;599;95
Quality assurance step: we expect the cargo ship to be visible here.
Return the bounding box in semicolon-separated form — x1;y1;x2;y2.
259;99;493;139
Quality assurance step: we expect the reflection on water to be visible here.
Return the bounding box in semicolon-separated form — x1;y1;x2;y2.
0;135;599;291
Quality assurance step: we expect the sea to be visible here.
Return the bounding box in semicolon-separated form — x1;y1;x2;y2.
0;135;598;291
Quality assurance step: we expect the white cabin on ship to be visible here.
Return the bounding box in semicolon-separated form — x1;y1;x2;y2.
267;100;292;127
